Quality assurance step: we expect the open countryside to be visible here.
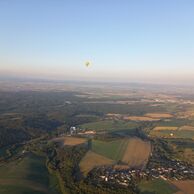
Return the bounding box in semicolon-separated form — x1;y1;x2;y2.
139;179;178;194
91;138;129;161
79;151;114;175
171;180;194;194
80;120;137;132
1;82;194;194
90;138;151;167
0;154;59;194
52;136;87;146
1;0;194;193
150;126;194;139
122;138;151;168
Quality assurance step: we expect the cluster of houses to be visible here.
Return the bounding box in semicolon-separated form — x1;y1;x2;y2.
147;159;194;180
91;159;194;187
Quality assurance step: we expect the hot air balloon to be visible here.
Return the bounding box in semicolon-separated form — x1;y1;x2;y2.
85;61;91;67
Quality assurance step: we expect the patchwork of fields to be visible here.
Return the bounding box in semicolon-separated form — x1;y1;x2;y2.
150;125;194;139
80;137;151;175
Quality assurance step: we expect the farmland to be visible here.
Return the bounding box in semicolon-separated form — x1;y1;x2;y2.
153;126;178;131
80;120;137;132
0;153;59;194
63;137;87;146
145;113;173;118
155;118;189;127
79;151;114;175
139;179;178;194
122;138;151;168
179;148;194;164
91;138;128;161
150;128;194;139
123;116;159;121
79;138;151;176
171;180;194;194
179;125;194;131
153;126;194;131
52;136;87;146
1;81;194;194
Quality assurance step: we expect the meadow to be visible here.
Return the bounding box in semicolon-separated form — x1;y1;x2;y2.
139;179;178;194
0;153;59;194
92;138;151;166
91;138;128;161
79;151;114;175
150;129;194;139
80;120;137;132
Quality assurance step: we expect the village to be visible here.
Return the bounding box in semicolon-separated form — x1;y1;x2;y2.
89;159;194;188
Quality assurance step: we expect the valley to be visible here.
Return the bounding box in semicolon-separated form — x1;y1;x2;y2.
0;81;194;194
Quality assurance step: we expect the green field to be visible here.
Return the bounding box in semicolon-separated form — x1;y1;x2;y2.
91;139;128;161
155;118;189;127
80;120;137;132
0;153;60;194
150;129;194;139
139;179;178;194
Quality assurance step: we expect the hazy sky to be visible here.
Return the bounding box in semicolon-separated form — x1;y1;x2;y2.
0;0;194;83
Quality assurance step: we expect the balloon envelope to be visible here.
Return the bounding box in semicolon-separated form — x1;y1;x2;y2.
85;61;91;67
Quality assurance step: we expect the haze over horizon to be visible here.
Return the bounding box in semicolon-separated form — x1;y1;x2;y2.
0;0;194;84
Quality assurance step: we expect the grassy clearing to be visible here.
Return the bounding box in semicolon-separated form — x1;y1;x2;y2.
171;180;194;194
79;151;114;176
91;139;128;161
139;179;178;194
122;138;151;168
0;153;59;194
80;120;137;132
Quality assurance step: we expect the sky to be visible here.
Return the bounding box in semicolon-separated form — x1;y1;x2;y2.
0;0;194;84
